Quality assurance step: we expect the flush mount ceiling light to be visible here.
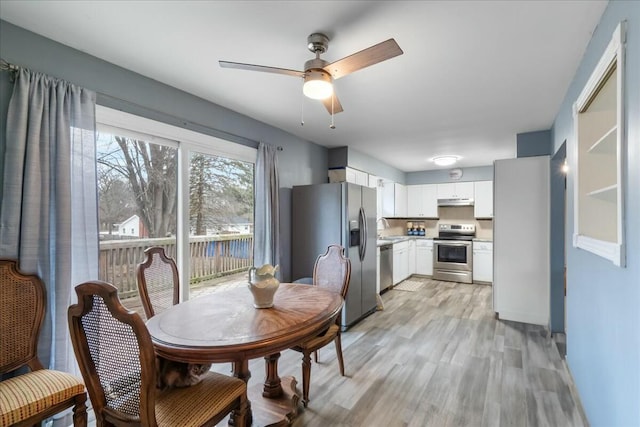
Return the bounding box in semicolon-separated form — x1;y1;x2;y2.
431;155;460;166
303;69;333;99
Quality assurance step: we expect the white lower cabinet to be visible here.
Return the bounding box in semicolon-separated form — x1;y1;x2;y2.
392;241;410;284
415;239;433;276
408;239;416;275
473;241;493;283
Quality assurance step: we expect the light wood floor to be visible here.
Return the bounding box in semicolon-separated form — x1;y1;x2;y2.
215;277;587;427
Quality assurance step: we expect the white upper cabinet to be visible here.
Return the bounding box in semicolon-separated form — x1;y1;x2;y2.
437;182;474;199
474;181;493;218
368;174;379;189
381;180;395;217
394;183;407;216
328;167;369;187
407;186;421;216
407;184;438;217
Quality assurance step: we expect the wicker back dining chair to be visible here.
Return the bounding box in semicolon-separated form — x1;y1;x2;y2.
291;244;351;407
0;259;88;427
68;280;249;426
136;246;180;319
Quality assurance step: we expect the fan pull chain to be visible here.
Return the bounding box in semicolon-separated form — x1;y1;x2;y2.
330;94;336;129
300;85;305;126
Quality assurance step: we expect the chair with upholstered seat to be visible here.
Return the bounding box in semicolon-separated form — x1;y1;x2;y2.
136;246;180;319
291;245;351;407
68;280;249;426
0;259;88;427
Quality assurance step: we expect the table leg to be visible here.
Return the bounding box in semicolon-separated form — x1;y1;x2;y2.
233;359;252;382
263;352;283;398
227;356;299;426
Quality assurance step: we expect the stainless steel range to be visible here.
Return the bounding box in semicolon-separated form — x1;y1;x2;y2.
433;223;475;283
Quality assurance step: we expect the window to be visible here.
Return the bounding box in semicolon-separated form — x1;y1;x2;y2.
573;22;626;266
187;150;254;296
96;106;256;308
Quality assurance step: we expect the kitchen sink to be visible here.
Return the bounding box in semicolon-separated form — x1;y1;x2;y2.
377;236;409;245
386;236;410;241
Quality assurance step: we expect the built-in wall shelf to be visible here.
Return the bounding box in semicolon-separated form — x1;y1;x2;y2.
587;184;617;202
587;125;617;153
573;21;626;267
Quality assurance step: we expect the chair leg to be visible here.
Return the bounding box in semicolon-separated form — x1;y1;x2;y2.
314;350;318;363
232;392;251;427
301;351;312;407
72;393;88;426
335;333;345;376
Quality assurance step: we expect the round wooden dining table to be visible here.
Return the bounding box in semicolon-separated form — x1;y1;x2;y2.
146;283;344;427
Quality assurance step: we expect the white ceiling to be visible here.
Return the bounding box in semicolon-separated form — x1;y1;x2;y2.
1;1;607;172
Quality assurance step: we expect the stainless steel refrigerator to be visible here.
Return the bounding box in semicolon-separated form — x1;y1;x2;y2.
291;182;377;330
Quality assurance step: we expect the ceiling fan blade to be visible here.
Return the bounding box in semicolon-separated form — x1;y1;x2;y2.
219;61;305;78
324;39;403;80
321;93;344;115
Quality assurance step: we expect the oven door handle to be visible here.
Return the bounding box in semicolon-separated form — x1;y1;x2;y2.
435;241;471;246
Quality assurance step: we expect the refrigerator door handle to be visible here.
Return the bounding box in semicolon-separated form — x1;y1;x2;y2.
359;207;367;261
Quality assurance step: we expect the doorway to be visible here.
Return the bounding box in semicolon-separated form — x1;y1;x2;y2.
550;141;567;355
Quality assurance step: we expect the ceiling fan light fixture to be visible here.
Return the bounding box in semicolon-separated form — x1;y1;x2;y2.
303;69;333;100
431;155;460;166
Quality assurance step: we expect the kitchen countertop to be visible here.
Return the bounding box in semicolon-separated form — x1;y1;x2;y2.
377;236;493;246
377;236;434;247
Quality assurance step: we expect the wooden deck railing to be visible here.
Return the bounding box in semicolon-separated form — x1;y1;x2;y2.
99;234;253;298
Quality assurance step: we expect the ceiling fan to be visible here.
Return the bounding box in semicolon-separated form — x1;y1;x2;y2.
219;33;403;115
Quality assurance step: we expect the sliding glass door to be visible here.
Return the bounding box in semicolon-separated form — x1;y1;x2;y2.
95;107;256;315
187;151;254;297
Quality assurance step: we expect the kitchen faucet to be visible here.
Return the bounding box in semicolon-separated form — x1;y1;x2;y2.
376;218;390;237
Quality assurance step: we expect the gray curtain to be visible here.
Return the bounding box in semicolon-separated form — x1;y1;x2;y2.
0;68;98;418
253;142;280;272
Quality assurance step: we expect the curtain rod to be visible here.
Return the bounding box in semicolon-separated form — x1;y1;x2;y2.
0;59;19;82
98;94;284;151
97;93;285;151
1;57;283;152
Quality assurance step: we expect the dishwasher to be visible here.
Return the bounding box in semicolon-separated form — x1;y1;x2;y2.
379;244;393;292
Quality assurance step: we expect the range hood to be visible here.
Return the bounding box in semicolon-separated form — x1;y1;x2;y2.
437;198;475;207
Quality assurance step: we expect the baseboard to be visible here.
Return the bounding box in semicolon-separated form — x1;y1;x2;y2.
497;310;548;326
563;356;591;427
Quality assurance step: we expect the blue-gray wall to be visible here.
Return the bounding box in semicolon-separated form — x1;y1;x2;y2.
551;2;640;426
516;129;551;157
326;144;493;185
549;142;566;334
0;20;329;282
407;165;493;185
347;147;406;183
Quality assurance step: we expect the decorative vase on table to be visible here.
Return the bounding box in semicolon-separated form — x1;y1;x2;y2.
248;264;280;308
